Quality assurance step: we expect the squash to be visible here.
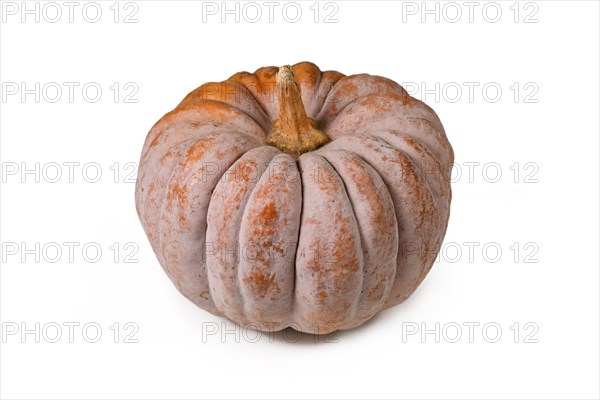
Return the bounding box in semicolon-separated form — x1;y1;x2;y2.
135;62;454;334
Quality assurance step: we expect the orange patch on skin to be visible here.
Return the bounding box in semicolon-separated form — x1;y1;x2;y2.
331;217;359;273
254;201;278;233
403;136;423;154
246;200;280;267
341;81;358;98
348;162;387;236
185;141;209;164
317;290;328;305
236;160;258;183
273;243;284;256
243;271;280;298
168;182;189;213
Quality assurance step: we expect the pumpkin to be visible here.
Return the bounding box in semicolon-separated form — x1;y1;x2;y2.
135;62;454;334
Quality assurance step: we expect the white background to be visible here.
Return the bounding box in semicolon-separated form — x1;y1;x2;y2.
1;1;599;399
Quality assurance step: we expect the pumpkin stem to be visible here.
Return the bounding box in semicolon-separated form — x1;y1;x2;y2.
266;65;330;155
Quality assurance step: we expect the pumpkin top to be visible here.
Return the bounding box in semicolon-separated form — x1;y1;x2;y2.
145;62;453;168
265;65;330;156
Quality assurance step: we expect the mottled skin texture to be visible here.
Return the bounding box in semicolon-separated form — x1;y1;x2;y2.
135;62;454;334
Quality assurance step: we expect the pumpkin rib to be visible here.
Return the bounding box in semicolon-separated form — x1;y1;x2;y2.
318;148;398;328
320;89;403;121
141;120;264;191
362;131;444;231
287;157;303;326
138;138;200;241
141;119;262;173
155;134;223;308
329;114;449;167
228;66;280;119
237;152;300;328
323;92;444;136
323;133;439;307
363;130;450;211
231;149;278;323
317;152;366;326
309;70;346;120
142;102;267;160
365;129;452;248
368;131;452;281
293;153;364;333
137;103;268;217
140;130;254;233
156;132;262;313
229;80;275;120
361;116;452;167
382;97;454;167
321;91;450;166
361;133;441;242
139;121;261;218
235;148;272;323
316;74;407;123
317;146;402;316
363;133;442;307
223;78;274;129
143;102;266;148
205;146;280;324
177;82;272;133
290;62;323;118
322;88;440;121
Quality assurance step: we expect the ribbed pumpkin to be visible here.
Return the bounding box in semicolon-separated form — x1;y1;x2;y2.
135;62;454;333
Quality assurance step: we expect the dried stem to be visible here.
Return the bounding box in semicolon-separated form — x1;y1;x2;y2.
266;65;330;156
